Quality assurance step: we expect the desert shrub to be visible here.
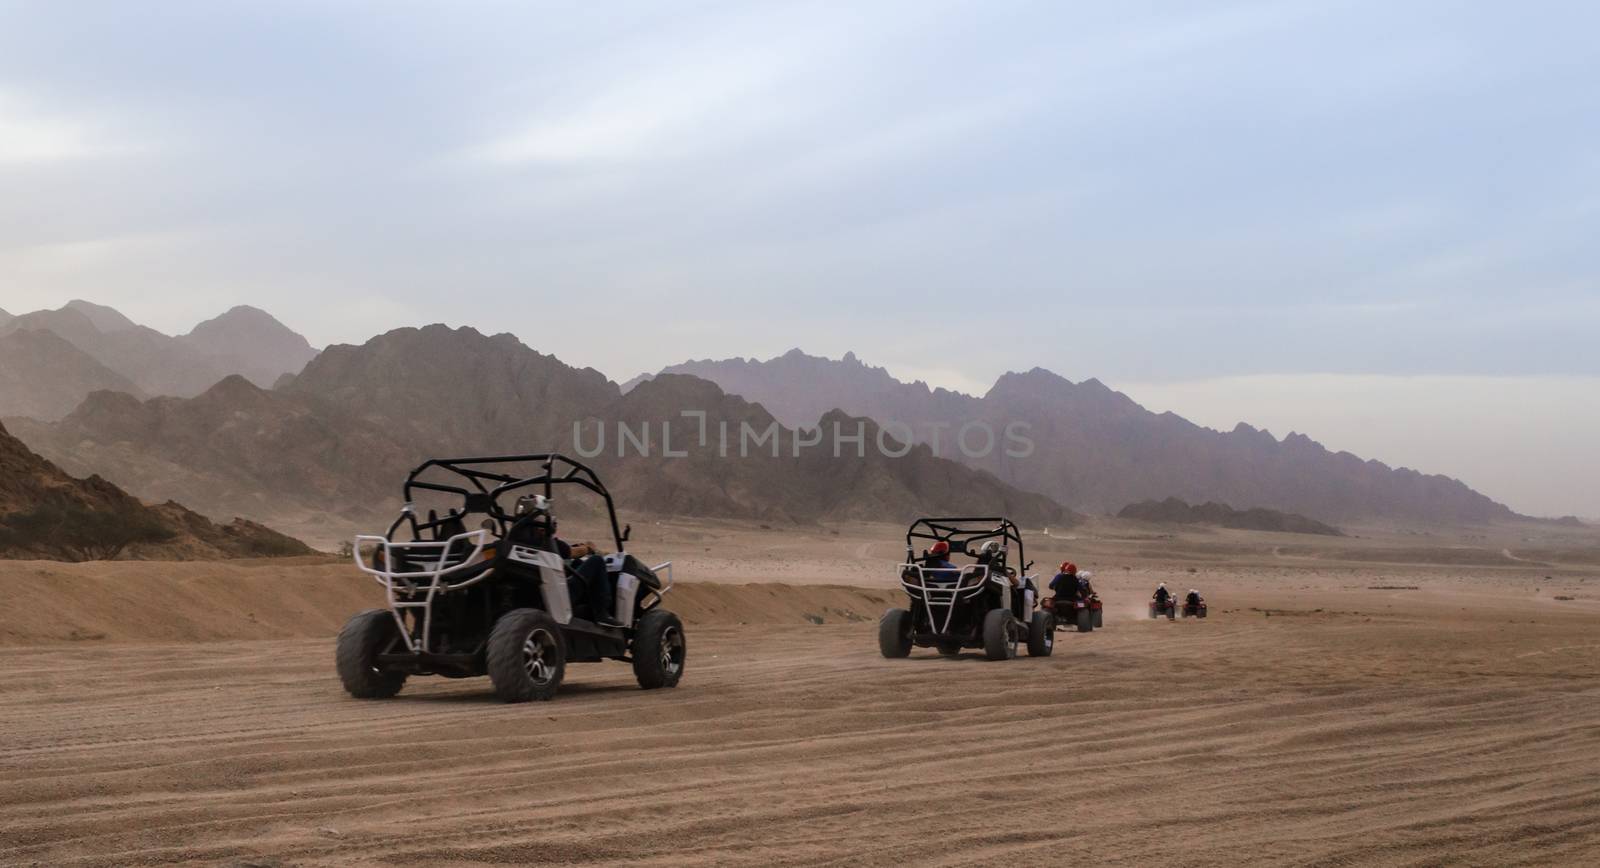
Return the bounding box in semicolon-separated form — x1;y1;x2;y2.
0;502;176;561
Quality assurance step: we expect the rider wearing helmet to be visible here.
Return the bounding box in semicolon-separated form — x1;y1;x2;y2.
1186;588;1203;608
921;540;959;584
1049;561;1081;601
1152;583;1172;605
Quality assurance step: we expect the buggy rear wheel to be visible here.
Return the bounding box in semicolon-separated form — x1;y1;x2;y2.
632;609;687;689
336;609;407;699
1076;607;1094;633
1027;611;1055;657
487;608;566;702
983;608;1018;661
878;608;913;658
1092;608;1103;629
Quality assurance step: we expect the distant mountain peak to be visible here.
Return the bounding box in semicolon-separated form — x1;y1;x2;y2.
178;305;319;389
63;299;138;333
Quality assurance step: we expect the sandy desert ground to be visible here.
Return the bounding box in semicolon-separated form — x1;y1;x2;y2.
3;518;1600;866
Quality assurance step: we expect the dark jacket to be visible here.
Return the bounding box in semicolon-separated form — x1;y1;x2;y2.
1049;572;1079;597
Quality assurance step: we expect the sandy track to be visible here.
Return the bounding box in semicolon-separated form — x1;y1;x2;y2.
4;520;1600;866
4;588;1600;867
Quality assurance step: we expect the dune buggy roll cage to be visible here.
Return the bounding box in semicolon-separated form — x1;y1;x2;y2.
904;517;1028;571
391;452;629;552
900;518;1034;634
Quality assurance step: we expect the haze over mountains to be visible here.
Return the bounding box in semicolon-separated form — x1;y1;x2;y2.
0;300;316;419
655;350;1515;525
0;301;1527;548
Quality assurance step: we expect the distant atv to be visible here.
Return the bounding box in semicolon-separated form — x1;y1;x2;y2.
338;453;684;703
1180;593;1208;619
878;518;1053;661
1047;585;1104;633
1149;596;1176;620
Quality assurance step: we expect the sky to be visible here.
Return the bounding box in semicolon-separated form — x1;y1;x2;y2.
1;1;1597;516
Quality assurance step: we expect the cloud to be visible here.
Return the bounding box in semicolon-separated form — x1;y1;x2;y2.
0;89;103;164
0;88;153;165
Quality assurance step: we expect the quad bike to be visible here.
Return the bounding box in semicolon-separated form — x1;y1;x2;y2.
1045;591;1103;632
1149;596;1176;620
338;453;684;703
1180;596;1208;619
878;518;1053;661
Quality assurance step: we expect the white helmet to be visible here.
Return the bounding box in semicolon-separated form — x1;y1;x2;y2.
1158;583;1166;589
1189;588;1198;594
979;540;1001;555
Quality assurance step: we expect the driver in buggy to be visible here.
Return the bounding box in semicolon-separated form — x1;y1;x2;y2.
920;540;959;584
512;495;621;627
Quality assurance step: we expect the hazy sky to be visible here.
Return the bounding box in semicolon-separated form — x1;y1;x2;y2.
2;1;1597;515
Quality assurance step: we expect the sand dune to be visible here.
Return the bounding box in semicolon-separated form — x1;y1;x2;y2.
2;520;1599;866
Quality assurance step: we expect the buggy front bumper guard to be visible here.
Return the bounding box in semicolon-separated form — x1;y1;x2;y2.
901;564;1004;634
353;530;494;653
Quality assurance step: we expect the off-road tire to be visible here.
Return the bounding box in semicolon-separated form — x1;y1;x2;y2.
983;608;1018;661
336;609;407;699
1198;608;1207;619
1027;611;1055;657
878;608;913;658
487;608;566;702
632;609;686;689
1076;607;1094;633
1092;608;1104;629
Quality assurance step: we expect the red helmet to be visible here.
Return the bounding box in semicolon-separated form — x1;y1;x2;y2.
1060;561;1077;574
930;541;950;556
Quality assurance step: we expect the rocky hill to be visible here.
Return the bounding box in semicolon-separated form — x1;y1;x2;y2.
0;421;311;561
656;350;1515;525
1118;497;1344;536
588;374;1074;526
13;376;410;527
282;324;618;455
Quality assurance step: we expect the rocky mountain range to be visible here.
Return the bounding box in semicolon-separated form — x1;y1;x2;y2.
0;420;311;561
2;303;1523;538
1118;497;1344;536
11;326;1074;537
655;350;1516;525
0;300;316;419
